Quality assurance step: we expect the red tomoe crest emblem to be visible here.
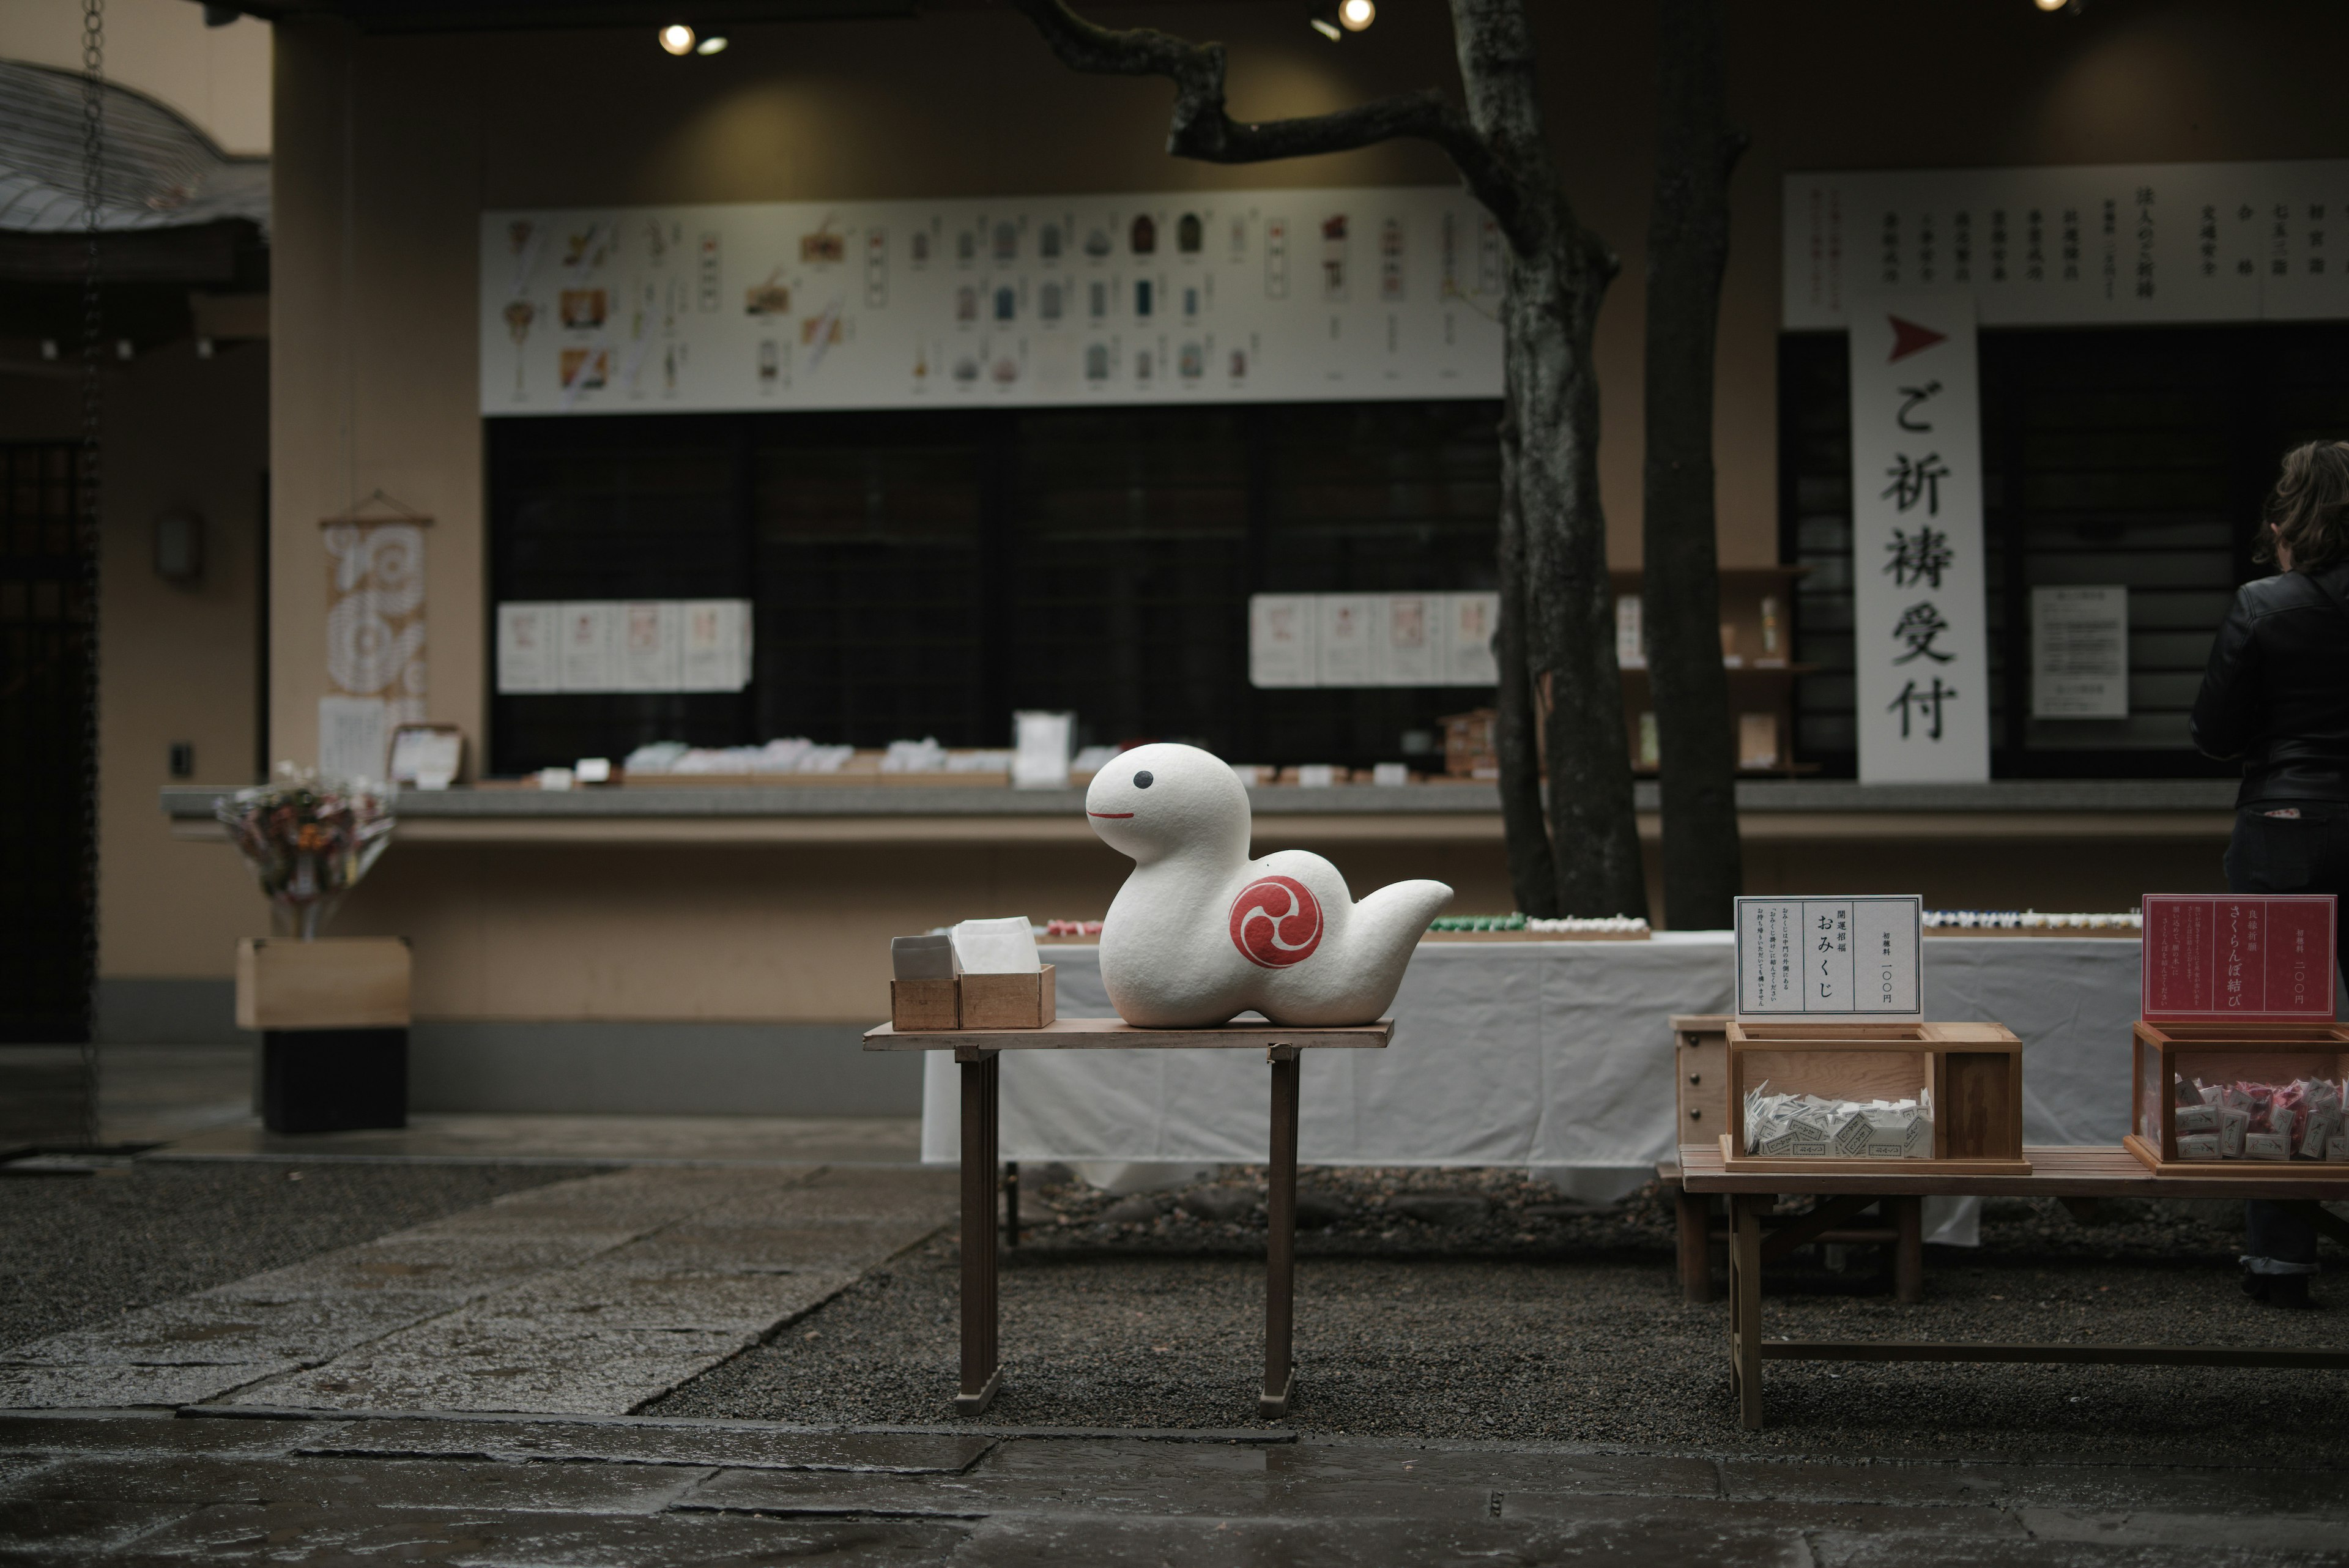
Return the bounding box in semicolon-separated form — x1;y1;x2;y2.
1228;875;1323;968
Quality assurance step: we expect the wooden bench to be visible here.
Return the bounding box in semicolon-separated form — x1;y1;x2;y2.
1679;1140;2349;1429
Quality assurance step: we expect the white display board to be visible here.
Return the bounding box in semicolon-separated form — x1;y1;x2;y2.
1785;159;2349;330
1248;592;1497;689
1847;293;1990;783
481;187;1504;415
2031;585;2129;719
497;600;751;694
1735;896;1923;1020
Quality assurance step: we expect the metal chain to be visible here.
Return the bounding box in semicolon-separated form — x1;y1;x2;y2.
78;0;104;1152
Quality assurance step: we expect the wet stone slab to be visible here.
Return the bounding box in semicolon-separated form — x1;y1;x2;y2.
284;1418;998;1474
2;1290;450;1369
110;1501;971;1566
0;1361;302;1411
0;1452;710;1514
226;1321;754;1416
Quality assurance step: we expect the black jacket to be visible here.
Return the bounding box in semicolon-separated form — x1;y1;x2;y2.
2189;562;2349;804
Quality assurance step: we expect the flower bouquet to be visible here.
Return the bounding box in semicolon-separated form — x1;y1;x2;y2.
216;765;398;940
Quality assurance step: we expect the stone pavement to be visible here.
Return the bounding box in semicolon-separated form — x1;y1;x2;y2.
0;1166;951;1415
5;1407;2349;1564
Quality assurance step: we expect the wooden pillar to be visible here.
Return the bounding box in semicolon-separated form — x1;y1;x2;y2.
1734;1193;1764;1431
1894;1194;1924;1304
956;1049;1001;1415
1676;1186;1713;1301
1261;1044;1301;1419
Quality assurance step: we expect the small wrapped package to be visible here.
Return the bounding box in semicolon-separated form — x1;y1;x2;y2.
2176;1132;2223;1161
2175;1102;2221;1137
2328;1132;2349;1164
1830;1110;1872;1156
1904;1115;1934;1158
1862;1105;1915;1159
2219;1105;2250;1157
2300;1109;2338;1161
2244;1130;2293;1162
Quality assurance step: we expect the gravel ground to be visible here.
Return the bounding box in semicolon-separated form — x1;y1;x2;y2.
653;1165;2349;1462
0;1160;600;1352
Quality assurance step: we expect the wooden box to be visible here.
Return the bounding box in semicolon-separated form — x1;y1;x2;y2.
235;937;410;1030
1724;1019;2030;1176
890;967;1057;1031
1673;1013;1731;1143
961;965;1056;1030
2124;1020;2349;1177
889;978;960;1031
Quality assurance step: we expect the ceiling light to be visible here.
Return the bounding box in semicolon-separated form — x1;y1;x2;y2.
694;33;727;54
1338;0;1375;30
1310;15;1340;41
2034;0;2074;10
658;22;696;54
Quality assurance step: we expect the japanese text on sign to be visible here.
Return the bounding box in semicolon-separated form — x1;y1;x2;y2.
1736;896;1923;1019
2140;894;2338;1021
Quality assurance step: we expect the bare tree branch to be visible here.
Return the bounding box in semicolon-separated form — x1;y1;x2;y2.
1005;0;1526;240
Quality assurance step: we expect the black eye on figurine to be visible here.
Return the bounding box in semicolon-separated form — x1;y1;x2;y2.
1134;770;1154;789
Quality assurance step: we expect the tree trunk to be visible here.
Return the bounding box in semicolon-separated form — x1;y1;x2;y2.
1493;395;1557;916
1458;0;1648;919
1641;0;1746;930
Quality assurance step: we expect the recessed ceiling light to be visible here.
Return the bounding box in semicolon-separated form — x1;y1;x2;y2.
1338;0;1375;30
658;22;696;54
694;33;728;54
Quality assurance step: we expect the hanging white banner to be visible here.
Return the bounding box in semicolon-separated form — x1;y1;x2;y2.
1784;159;2349;330
1847;293;1990;784
480;187;1504;416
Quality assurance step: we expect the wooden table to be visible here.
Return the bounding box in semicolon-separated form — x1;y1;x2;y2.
1679;1141;2349;1429
863;1015;1392;1419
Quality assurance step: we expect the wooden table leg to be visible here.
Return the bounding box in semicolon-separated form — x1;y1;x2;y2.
1677;1186;1713;1302
1734;1194;1765;1431
1260;1044;1300;1419
1894;1195;1924;1304
956;1049;1001;1416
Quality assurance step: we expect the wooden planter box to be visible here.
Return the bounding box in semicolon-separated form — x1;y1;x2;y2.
890;966;1056;1032
2124;1020;2349;1177
1723;1019;2030;1176
236;937;410;1029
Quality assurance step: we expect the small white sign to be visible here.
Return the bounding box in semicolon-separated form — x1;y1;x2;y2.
495;603;562;693
1735;895;1923;1019
1316;595;1380;687
1247;595;1318;688
2032;585;2129;719
1385;595;1439;685
558;602;619;693
1442;592;1499;686
617;601;683;692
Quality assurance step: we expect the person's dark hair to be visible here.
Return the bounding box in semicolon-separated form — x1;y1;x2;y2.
2259;440;2349;574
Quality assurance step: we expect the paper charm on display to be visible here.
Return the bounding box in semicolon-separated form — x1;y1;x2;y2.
320;516;428;782
1846;294;1990;783
1086;743;1452;1027
1245;592;1499;689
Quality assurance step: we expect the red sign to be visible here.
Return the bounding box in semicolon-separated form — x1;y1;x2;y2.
2140;894;2337;1022
1229;875;1323;969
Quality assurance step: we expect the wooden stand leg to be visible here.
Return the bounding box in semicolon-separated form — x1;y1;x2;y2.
1894;1195;1924;1304
1003;1160;1020;1249
956;1050;1001;1416
1260;1045;1300;1420
1677;1186;1713;1302
1734;1194;1764;1431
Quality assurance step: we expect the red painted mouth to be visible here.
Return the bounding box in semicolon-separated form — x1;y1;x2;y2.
1088;811;1134;819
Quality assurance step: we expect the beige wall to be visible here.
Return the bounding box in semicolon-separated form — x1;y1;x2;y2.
0;341;271;984
0;0;270;155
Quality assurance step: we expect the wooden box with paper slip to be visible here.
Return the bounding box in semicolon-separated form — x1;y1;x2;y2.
2124;1021;2349;1178
1723;1019;2030;1177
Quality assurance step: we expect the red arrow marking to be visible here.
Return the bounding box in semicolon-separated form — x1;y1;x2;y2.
1888;314;1948;363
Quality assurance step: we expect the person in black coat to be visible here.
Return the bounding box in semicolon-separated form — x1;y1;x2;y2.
2189;439;2349;1308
